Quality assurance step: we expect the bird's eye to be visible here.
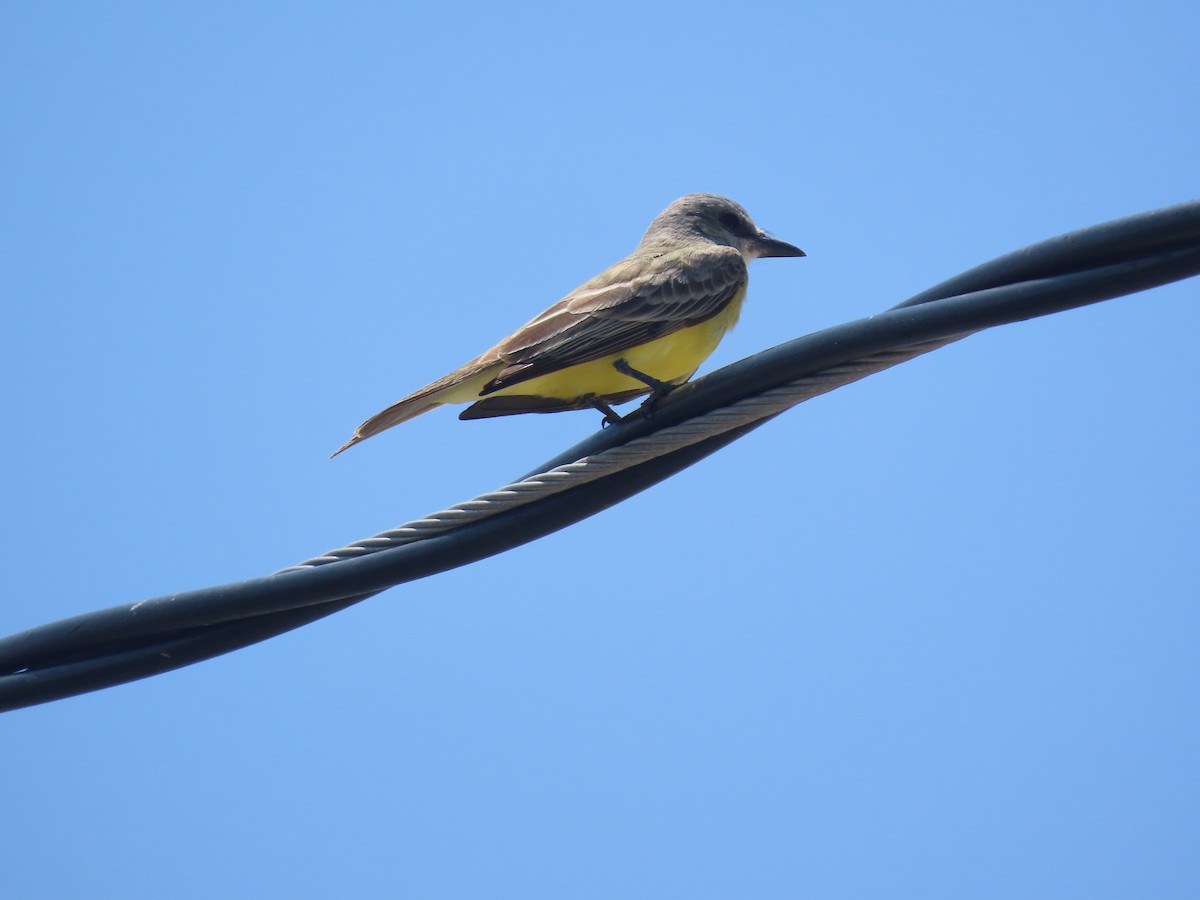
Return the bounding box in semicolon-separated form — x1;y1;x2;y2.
718;211;743;232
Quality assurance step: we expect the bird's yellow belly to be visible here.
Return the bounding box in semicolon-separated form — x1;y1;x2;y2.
490;294;745;402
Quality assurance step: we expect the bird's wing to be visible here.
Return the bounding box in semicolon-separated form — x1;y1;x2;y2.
481;244;747;393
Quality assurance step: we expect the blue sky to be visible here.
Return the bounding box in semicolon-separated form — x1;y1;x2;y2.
2;2;1198;897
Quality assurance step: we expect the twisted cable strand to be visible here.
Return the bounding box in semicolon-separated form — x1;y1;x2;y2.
280;337;958;572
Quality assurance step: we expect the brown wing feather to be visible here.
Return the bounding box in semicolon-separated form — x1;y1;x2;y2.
481;245;746;393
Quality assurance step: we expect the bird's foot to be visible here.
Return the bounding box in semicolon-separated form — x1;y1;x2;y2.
613;358;678;398
588;397;623;427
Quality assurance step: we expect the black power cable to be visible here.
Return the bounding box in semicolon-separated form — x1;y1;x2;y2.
2;200;1197;713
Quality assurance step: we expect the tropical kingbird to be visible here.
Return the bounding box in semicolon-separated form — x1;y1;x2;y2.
333;193;804;456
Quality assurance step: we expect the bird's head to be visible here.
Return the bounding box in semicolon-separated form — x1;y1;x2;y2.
641;193;805;262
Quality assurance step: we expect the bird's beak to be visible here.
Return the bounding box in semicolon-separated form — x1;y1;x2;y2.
753;232;806;258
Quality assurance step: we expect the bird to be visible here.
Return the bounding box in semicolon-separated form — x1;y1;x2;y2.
332;193;804;456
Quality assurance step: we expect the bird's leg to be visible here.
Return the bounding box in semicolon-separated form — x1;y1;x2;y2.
613;358;677;398
587;397;623;427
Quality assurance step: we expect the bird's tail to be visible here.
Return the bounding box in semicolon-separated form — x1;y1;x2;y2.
330;359;505;457
329;396;444;457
